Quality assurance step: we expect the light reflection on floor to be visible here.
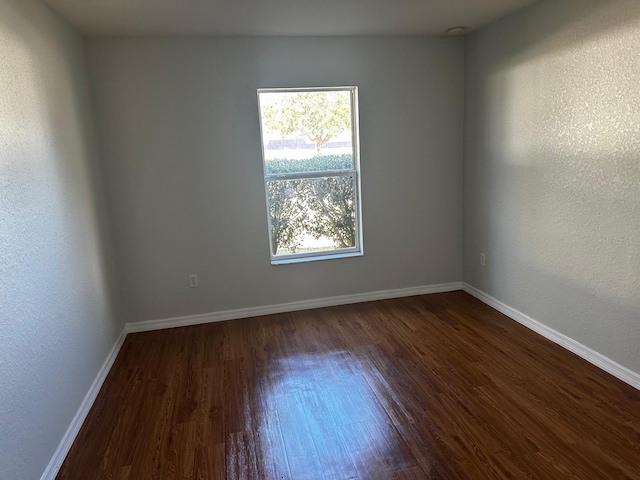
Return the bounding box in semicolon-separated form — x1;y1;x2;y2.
250;351;413;478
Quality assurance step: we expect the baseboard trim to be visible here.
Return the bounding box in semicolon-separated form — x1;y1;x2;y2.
39;280;639;479
40;327;128;480
40;281;463;478
462;283;640;390
126;282;463;333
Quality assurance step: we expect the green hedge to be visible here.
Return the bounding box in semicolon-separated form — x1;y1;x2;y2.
265;154;353;175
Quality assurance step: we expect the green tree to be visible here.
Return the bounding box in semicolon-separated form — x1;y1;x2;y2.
265;156;356;253
267;179;310;255
309;176;356;249
262;91;351;155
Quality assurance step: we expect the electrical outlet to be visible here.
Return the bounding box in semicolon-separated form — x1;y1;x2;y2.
480;253;486;266
188;274;198;288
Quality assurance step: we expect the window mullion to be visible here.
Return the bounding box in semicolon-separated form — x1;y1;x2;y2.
265;170;355;182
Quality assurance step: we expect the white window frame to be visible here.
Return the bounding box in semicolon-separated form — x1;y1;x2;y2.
257;86;364;265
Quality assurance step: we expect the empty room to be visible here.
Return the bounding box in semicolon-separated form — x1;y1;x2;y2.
1;0;639;478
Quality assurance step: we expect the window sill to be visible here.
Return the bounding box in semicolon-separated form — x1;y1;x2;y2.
271;250;363;265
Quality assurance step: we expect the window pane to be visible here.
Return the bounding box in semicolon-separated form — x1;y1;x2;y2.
267;175;357;256
259;90;354;174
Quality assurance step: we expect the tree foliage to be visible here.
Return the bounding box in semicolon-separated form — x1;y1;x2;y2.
267;179;309;255
308;177;356;249
266;155;356;255
262;91;351;155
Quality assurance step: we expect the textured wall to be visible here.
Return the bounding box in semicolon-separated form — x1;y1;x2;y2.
464;0;640;373
0;1;122;478
87;36;465;323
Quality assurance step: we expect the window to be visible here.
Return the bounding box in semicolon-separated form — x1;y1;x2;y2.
257;87;363;264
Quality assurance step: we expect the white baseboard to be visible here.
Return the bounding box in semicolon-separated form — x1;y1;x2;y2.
40;280;638;479
40;327;128;480
40;281;462;478
126;282;463;333
462;283;640;391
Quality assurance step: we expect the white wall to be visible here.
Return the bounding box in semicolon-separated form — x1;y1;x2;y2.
87;36;465;323
464;0;640;373
0;1;122;478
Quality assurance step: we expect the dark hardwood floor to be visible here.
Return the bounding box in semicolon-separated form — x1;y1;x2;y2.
57;291;640;479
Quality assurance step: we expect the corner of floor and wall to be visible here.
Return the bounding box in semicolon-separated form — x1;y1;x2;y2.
0;1;125;479
461;0;640;387
1;0;639;479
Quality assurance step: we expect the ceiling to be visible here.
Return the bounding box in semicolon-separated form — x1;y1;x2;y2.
42;0;538;37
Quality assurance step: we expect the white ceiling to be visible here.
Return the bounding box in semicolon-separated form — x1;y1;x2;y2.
42;0;538;37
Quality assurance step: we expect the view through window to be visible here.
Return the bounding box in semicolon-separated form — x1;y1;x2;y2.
257;87;362;263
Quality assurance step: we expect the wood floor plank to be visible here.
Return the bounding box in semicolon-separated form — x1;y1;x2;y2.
336;421;395;480
193;444;224;480
297;386;359;480
274;390;325;480
57;291;640;479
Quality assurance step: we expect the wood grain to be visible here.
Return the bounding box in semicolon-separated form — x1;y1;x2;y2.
57;291;640;479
